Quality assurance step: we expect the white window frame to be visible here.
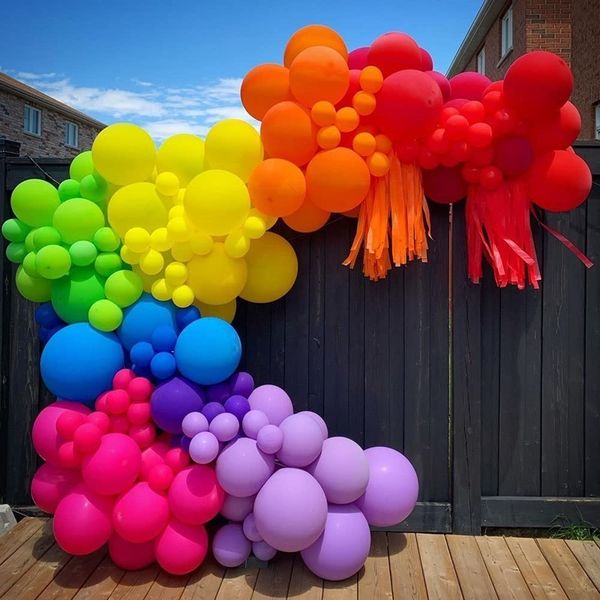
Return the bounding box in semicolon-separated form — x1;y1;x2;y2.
23;105;41;136
65;121;79;148
500;6;513;59
476;47;486;75
595;104;600;140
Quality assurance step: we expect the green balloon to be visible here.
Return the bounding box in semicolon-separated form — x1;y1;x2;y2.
51;266;106;323
16;266;51;302
80;174;108;204
93;227;120;252
33;226;62;250
35;244;71;279
52;198;105;244
95;252;123;277
24;230;36;252
6;242;26;263
11;179;60;227
2;218;31;242
89;299;123;332
70;151;95;182
58;179;81;201
70;240;98;266
22;252;39;277
104;270;143;308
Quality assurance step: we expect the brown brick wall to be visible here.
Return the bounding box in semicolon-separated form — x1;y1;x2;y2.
0;89;101;158
526;0;572;61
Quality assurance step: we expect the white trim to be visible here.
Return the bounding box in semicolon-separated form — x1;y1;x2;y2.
500;5;513;60
476;47;486;75
23;104;41;136
64;121;79;148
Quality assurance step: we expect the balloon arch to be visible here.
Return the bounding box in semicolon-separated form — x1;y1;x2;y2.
2;25;592;580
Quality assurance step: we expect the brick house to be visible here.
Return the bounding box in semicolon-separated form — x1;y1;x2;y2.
0;72;105;158
448;0;600;140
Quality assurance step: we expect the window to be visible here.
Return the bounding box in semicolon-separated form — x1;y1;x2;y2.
596;104;600;140
65;122;79;148
476;47;486;75
501;6;513;58
23;105;41;136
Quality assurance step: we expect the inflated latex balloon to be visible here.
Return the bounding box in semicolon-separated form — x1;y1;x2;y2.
247;385;294;425
70;151;95;182
449;72;491;101
423;165;468;204
283;197;330;233
156;134;205;187
367;32;422;76
212;523;252;568
284;24;348;67
31;462;82;513
11;179;60;227
108;534;155;570
241;64;292;120
155;519;209;575
51;266;105;323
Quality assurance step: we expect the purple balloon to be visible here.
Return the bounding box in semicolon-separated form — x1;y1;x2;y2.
209;412;240;442
355;447;419;527
254;468;327;552
301;504;371;581
189;431;219;464
256;425;283;455
203;401;226;423
151;377;205;434
216;438;275;497
242;410;269;439
180;436;191;452
252;540;277;561
228;371;255;398
297;411;328;440
212;523;251;568
247;385;293;426
277;414;323;467
224;395;251;421
182;412;209;437
205;382;231;404
221;494;255;522
242;513;262;542
307;437;369;504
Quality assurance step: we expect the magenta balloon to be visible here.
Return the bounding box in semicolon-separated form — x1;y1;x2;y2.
425;71;451;102
355;447;419;527
493;136;534;177
348;47;370;70
212;523;252;568
209;412;240;442
109;533;155;570
182;412;209;437
256;424;283;454
31;463;81;514
155;519;209;575
277;414;324;467
301;504;371;581
242;512;262;542
242;409;269;439
296;411;328;440
254;468;327;552
189;431;220;464
449;71;491;101
221;493;255;521
252;540;277;561
307;437;369;504
247;385;293;425
216;438;275;497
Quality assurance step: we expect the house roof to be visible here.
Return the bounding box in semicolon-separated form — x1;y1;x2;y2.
0;72;106;130
447;0;508;77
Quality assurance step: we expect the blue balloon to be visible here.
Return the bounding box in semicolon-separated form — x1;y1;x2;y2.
41;323;125;405
35;303;62;328
176;306;201;330
175;317;241;385
118;294;177;350
151;351;177;380
151;325;177;352
130;341;155;368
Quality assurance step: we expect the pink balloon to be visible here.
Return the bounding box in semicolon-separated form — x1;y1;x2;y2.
449;72;492;101
31;463;81;514
113;482;169;543
140;440;170;480
53;484;113;555
220;494;255;522
425;71;451;102
348;47;370;70
82;433;141;496
247;385;293;426
155;519;209;575
108;533;155;570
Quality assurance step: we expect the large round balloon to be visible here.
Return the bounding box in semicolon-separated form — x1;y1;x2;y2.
367;32;422;76
118;294;177;350
11;179;60;227
423;166;468;204
155;519;209;575
284;24;348;67
449;72;491;101
241;64;292;120
247;385;294;425
156;134;205;187
31;463;81;513
108;534;156;570
51;267;106;323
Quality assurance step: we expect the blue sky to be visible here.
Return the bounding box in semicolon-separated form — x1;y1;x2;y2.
1;0;482;140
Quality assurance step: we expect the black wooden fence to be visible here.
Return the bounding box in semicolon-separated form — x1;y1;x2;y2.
1;142;599;534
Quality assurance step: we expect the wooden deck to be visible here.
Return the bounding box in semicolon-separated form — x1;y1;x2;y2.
1;518;600;599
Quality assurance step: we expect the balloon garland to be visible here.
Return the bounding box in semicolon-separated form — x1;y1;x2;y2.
0;23;594;581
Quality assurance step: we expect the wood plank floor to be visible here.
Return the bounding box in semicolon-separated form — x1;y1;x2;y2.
1;518;600;599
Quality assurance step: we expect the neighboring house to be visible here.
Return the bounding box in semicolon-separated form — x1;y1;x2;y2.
448;0;600;140
0;72;105;158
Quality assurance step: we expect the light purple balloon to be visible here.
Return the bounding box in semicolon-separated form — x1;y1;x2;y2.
205;382;231;404
182;412;209;438
252;540;276;561
277;414;323;467
256;424;283;455
301;504;371;581
297;411;328;440
355;447;419;527
221;494;255;522
202;401;225;423
254;468;327;552
224;395;251;421
247;385;293;426
189;431;220;464
242;513;262;542
212;523;251;568
228;371;255;397
242;409;269;439
216;438;275;497
307;436;369;505
209;412;240;442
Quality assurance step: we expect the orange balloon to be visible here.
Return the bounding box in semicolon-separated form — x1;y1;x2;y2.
306;148;370;213
248;159;306;217
261;101;318;166
317;125;341;149
352;132;376;156
367;152;390;177
311;100;336;127
335;107;359;133
241;64;292;120
284;25;348;67
352;91;376;116
342;205;361;218
289;46;350;108
359;66;383;93
283;197;330;233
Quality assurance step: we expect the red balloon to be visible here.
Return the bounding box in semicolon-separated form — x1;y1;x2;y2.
423;165;467;204
482;91;504;115
425;71;451;102
336;69;361;107
469;146;494;167
419;48;433;71
449;141;470;163
504;51;573;120
440;106;459;124
367;32;422;77
426;129;449;154
467;123;493;148
460;101;486;124
444;98;469;110
527;150;592;212
489;108;518;137
445;115;469;141
348;47;370;70
528;101;581;153
484;80;504;95
494;136;533;178
479;166;504;190
374;70;443;140
449;72;491;101
396;140;419;163
462;164;480;184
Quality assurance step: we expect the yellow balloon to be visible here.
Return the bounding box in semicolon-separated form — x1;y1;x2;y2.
108;182;170;237
196;298;237;323
139;249;164;275
155;171;180;197
241;232;298;303
133;265;157;293
165;262;188;286
151;278;172;301
249;207;277;230
224;230;251;258
92;123;156;186
184;170;250;236
172;284;195;308
204;119;263;182
187;243;247;305
156;134;205;187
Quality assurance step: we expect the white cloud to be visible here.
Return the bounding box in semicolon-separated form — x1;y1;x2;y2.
16;71;57;80
132;78;154;87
